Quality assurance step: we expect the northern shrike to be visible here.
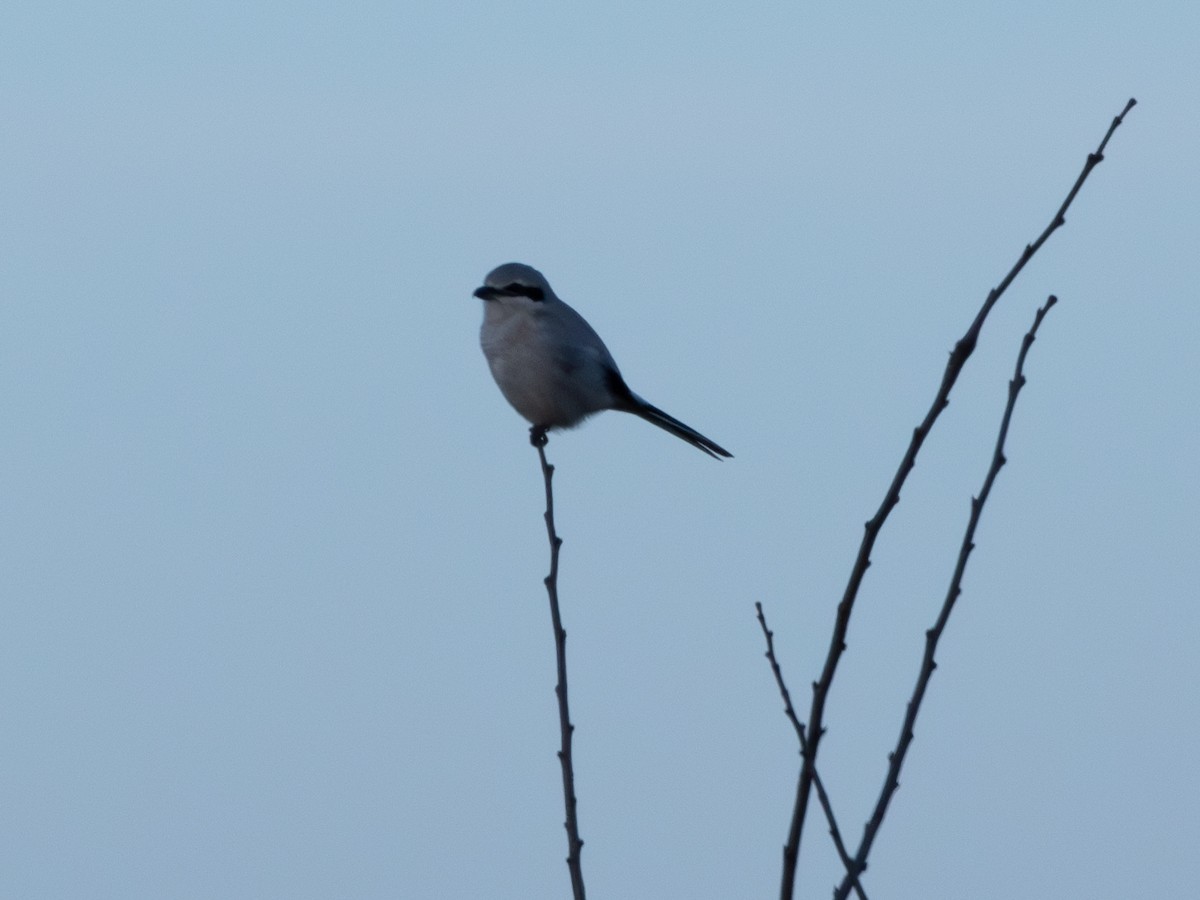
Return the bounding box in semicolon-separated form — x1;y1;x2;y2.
473;263;731;458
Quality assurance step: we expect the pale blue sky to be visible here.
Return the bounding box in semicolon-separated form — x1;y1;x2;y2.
2;2;1197;898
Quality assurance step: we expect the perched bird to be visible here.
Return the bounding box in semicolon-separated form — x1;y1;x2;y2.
473;263;731;458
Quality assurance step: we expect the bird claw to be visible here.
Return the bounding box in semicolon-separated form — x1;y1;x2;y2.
529;426;549;448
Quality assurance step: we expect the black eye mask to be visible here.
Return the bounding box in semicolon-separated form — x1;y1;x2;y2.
504;283;545;301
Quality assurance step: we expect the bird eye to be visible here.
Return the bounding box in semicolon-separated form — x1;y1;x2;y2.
504;282;544;301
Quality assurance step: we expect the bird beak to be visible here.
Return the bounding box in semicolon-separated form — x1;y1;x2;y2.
473;286;498;301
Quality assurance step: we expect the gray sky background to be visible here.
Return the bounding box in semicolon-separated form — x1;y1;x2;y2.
3;2;1197;898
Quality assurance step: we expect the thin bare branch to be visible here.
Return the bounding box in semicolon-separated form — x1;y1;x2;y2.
833;295;1059;900
779;98;1135;900
531;426;587;900
756;603;870;900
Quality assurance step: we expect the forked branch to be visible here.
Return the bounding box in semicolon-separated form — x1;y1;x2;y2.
778;98;1135;900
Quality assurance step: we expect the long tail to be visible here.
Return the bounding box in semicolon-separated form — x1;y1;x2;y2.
626;395;732;459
